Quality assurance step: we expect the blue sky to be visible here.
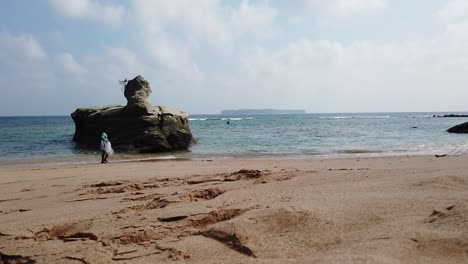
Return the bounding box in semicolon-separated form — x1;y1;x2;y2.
1;0;468;115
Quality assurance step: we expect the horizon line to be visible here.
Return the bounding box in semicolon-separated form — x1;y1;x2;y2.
2;110;468;118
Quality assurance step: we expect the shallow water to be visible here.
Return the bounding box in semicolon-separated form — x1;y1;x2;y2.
1;113;468;164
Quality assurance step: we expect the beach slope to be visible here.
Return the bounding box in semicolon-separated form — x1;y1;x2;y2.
0;156;467;263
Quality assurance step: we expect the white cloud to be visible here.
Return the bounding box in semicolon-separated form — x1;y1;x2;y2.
438;0;468;23
127;0;277;83
132;0;230;49
45;0;278;85
229;0;277;38
83;47;147;85
289;0;387;18
56;52;86;75
239;20;468;112
0;32;55;115
132;0;276;48
6;0;468;115
332;0;386;17
0;32;46;62
0;32;49;81
49;0;125;27
142;34;203;83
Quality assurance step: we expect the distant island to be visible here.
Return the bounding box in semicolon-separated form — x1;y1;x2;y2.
221;109;306;115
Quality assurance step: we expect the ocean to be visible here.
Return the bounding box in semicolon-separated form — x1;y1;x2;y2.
1;113;468;165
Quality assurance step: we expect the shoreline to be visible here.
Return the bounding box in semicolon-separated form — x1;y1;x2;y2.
0;149;462;169
3;113;468;169
0;155;467;263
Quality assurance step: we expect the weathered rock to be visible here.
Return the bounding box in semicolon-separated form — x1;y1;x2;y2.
122;76;155;117
436;114;468;118
71;75;195;152
447;122;468;133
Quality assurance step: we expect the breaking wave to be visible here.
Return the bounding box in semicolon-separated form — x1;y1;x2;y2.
319;115;394;119
189;117;254;121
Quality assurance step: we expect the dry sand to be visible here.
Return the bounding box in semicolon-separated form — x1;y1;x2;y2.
0;155;467;263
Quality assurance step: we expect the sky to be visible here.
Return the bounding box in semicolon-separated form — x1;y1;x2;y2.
0;0;468;115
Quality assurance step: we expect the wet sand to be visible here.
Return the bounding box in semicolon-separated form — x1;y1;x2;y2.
0;155;467;263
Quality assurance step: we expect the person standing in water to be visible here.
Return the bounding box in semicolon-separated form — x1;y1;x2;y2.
100;130;110;163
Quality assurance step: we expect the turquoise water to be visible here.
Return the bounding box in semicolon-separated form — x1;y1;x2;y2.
1;113;468;164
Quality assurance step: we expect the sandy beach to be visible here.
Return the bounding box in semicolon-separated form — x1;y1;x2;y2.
0;155;467;263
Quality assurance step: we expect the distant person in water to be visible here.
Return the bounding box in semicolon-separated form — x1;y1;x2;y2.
227;119;230;125
100;129;113;163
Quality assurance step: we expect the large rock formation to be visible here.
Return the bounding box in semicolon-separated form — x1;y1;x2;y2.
447;122;468;133
71;75;195;152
